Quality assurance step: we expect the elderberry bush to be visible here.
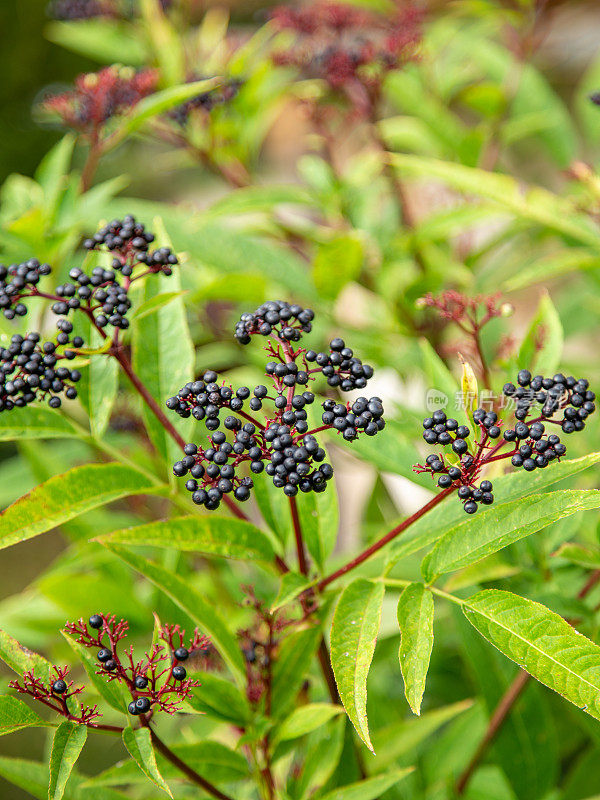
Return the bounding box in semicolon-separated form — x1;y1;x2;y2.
417;370;595;513
167;301;384;509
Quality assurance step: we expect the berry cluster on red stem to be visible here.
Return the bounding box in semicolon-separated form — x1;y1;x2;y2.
9;665;101;725
167;301;385;509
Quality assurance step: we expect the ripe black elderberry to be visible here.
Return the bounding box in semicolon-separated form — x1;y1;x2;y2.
83;216;178;277
172;665;187;681
134;675;149;690
88;614;103;629
0;330;82;412
0;259;52;320
234;301;314;344
51;680;67;694
173;647;189;661
306;339;374;390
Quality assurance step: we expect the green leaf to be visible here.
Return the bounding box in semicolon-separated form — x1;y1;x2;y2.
86;740;248;788
397;583;434;715
0;629;52;682
204;185;312;218
186;673;250;724
463;590;600;721
388;453;600;566
390;154;600;249
130;291;186;322
312;235;363;299
422;489;600;581
517;292;563;375
294;715;345;798
122;727;172;797
48;721;87;800
75;319;118;439
271;571;312;612
104;545;245;685
271;626;321;716
132;218;194;464
276;703;344;742
0;407;79;442
318;768;413;800
330;579;385;751
45;20;148;64
0;696;54;736
35;134;75;222
139;0;185;85
0;463;163;550
109;80;220;148
502;249;600;292
554;543;600;570
98;516;275;563
60;633;127;715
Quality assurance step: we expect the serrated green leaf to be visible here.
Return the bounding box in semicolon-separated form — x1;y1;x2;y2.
463;590;600;721
276;703;344;742
0;629;52;682
422;489;600;581
98;516;275;563
517;292;563;375
0;407;79;442
0;463;163;550
388;453;600;567
48;721;87;800
330;579;385;751
122;727;172;797
103;545;245;685
318;768;413;800
397;583;434;715
0;696;54;736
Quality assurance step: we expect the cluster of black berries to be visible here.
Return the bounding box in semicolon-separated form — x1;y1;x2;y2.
0;328;82;412
305;338;374;390
234;301;315;344
173;434;254;509
83;215;178;277
53;266;132;330
0;259;52;320
170;79;243;125
169;301;385;507
322;396;385;440
503;371;595;431
418;371;595;513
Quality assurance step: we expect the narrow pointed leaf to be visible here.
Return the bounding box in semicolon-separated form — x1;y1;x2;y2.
276;703;344;742
330;579;385;751
0;407;78;442
271;626;321;716
48;721;87;800
389;453;600;566
397;583;434;715
464;589;600;720
0;463;163;550
98;516;274;563
0;696;55;736
104;545;245;684
122;727;172;797
318;768;413;800
422;489;600;581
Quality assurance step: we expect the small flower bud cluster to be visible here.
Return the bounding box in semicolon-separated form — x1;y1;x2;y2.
0;260;52;321
305;338;374;390
43;66;158;133
0;330;82;412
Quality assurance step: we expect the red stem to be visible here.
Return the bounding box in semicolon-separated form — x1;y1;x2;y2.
289;495;309;576
317;487;455;591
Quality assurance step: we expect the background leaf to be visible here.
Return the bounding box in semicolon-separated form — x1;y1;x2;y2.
397;583;434;715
